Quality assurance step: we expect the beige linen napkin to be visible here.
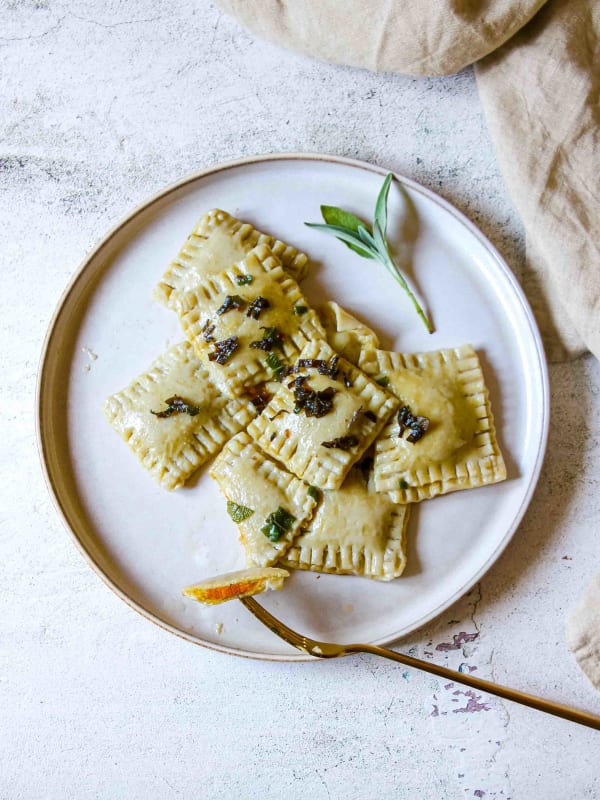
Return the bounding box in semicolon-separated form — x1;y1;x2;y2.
215;0;600;686
475;0;600;361
215;0;599;362
215;0;546;75
566;575;600;692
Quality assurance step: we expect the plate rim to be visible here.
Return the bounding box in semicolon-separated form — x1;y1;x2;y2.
36;151;550;661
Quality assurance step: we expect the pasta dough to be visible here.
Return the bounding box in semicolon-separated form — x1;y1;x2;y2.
281;466;409;581
361;345;506;503
104;341;254;490
247;339;398;490
318;301;380;367
175;244;324;396
210;432;318;567
154;208;308;307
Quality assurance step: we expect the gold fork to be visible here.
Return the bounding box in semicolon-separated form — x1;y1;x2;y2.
240;596;600;730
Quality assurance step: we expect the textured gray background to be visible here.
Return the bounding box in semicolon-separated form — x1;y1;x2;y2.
2;2;599;797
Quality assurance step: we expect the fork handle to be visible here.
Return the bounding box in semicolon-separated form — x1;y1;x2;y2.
348;643;600;730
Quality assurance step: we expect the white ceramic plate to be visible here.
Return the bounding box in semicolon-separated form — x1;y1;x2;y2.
37;154;549;660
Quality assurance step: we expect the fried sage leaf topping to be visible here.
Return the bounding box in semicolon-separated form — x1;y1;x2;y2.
250;326;285;352
397;404;430;443
216;294;246;315
246;296;270;320
208;336;240;365
321;435;359;451
290;376;336;418
151;395;201;418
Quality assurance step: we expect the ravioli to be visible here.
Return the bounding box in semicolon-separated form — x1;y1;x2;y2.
247;339;398;491
154;208;309;307
210;432;318;568
103;341;254;490
174;244;325;397
361;345;506;503
318;301;379;367
281;466;409;581
182;567;289;605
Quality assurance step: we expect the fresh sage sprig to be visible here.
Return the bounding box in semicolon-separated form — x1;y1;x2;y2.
305;173;433;333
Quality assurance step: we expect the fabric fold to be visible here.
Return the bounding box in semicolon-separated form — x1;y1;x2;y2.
215;0;548;76
566;574;600;692
475;0;600;361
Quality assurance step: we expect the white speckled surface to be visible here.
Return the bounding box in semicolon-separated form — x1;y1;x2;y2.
2;2;599;797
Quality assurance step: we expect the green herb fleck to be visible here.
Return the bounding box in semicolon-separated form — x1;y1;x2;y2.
398;479;410;491
151;396;200;418
375;375;390;387
226;501;255;523
293;305;308;315
305;174;433;333
307;485;320;502
236;274;254;286
265;351;285;381
261;506;295;542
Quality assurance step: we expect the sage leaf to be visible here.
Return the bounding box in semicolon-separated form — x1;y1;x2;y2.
305;174;433;333
374;172;392;239
304;222;376;259
321;205;372;256
357;224;376;249
321;205;366;234
373;219;387;256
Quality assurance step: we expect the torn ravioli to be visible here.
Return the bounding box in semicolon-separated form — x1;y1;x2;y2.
175;244;324;397
247;339;398;491
281;467;409;581
361;345;506;503
103;341;254;490
318;301;379;367
154;208;308;307
210;432;318;567
182;567;289;605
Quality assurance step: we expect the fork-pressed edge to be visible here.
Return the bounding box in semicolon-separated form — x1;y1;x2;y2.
240;596;600;731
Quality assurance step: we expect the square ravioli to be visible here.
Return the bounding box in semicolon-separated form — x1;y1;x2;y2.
318;301;380;368
154;208;308;307
104;341;255;491
247;339;398;491
361;345;507;503
280;466;410;581
174;244;325;397
210;433;317;568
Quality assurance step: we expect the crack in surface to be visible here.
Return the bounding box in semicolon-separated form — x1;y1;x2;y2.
67;11;163;29
0;14;64;42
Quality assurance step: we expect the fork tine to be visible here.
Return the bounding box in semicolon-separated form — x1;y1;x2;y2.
240;596;314;652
